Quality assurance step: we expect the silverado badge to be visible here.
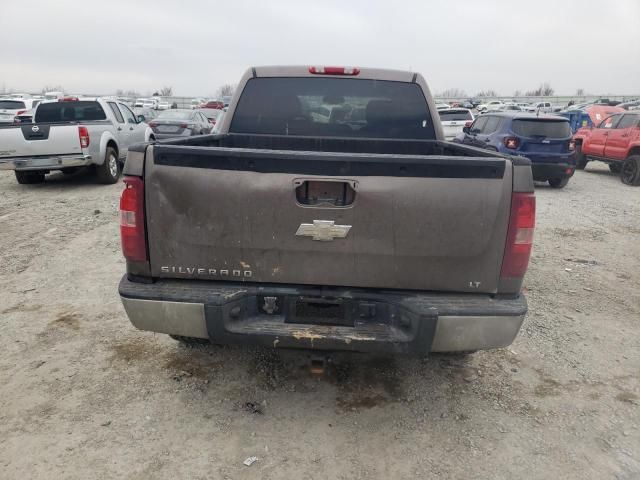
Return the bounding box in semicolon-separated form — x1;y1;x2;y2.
295;220;352;241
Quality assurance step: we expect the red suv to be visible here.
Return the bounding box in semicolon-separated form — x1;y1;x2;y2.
574;111;640;185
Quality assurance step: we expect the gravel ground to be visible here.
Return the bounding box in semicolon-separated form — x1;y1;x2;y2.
0;164;638;480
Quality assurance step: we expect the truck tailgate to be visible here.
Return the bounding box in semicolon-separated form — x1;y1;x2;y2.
145;145;512;294
0;124;83;159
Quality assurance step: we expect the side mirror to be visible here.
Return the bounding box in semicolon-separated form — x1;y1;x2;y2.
137;115;145;123
462;126;470;134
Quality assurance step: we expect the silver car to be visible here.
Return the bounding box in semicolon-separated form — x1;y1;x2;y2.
148;109;213;139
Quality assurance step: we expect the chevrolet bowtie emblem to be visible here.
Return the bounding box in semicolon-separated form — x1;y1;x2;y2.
295;220;352;241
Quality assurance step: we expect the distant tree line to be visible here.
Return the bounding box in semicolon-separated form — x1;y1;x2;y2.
436;83;594;99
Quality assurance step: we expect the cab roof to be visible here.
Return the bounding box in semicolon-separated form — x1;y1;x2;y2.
252;65;416;83
484;111;569;121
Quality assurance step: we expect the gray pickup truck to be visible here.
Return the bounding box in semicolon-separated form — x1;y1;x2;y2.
118;66;535;355
0;98;154;184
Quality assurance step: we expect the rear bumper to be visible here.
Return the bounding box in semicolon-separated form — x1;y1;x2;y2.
154;131;192;140
119;276;527;354
0;154;92;171
531;162;575;180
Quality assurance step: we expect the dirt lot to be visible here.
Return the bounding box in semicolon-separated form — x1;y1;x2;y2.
0;164;638;480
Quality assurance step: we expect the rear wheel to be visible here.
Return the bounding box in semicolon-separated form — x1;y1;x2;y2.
15;171;45;184
608;163;622;174
548;177;570;188
621;155;640;186
575;144;588;170
95;146;120;184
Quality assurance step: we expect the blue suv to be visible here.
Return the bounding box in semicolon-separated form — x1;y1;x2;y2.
454;112;576;188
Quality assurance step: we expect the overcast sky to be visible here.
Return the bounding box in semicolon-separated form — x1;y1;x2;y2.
1;0;639;97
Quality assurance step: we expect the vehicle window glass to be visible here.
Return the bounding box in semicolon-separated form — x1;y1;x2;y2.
157;110;192;120
34;101;107;122
119;104;136;123
198;113;206;123
230;77;436;139
470;117;487;134
616;114;639;129
600;114;622;129
108;102;124;123
483;116;501;134
438;110;473;121
201;109;221;119
0;100;26;109
511;120;571;138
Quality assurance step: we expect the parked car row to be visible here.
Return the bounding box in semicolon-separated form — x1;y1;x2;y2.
438;97;639;116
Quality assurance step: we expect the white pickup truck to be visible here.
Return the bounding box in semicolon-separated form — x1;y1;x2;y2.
0;98;41;124
0;98;155;184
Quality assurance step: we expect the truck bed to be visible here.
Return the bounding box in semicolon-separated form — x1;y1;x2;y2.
127;134;527;295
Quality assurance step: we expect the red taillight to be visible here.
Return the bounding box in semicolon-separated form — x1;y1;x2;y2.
148;121;157;128
500;192;535;278
120;176;147;262
464;121;473;128
568;139;575;151
78;126;90;148
503;136;520;149
16;110;26;115
60;96;79;102
309;66;360;75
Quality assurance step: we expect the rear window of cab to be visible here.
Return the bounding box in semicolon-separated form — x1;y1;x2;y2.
230;77;436;140
438;110;473;121
0;100;26;109
35;101;107;122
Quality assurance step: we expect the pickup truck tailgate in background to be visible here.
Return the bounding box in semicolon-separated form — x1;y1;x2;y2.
0;124;83;158
145;147;512;294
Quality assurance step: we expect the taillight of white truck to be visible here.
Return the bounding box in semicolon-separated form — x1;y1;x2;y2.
78;126;90;148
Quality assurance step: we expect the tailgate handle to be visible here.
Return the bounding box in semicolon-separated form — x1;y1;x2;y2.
295;180;356;207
